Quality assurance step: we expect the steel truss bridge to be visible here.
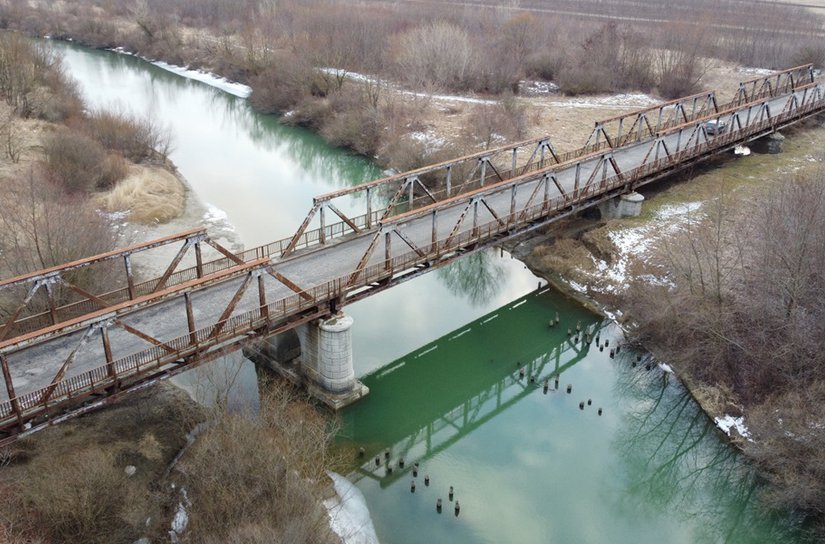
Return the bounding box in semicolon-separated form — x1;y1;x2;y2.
0;65;823;444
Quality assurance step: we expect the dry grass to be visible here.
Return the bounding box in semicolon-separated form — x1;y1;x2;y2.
0;382;198;543
177;381;341;544
96;164;186;223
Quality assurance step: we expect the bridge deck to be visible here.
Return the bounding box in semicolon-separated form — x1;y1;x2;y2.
0;66;823;440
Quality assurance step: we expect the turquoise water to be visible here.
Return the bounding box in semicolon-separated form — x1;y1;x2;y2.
340;289;801;543
54;41;803;543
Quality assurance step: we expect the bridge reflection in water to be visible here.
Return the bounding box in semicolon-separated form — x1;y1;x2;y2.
337;289;804;543
340;287;607;487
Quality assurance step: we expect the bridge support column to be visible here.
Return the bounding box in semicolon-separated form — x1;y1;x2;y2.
599;191;644;219
752;131;785;154
247;313;368;410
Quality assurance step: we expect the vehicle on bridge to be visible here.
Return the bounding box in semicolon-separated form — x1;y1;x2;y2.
704;119;727;135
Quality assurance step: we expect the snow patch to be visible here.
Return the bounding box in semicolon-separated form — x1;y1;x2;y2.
108;47;251;98
202;203;234;232
519;80;560;96
324;471;380;544
734;145;751;156
658;362;674;374
169;488;190;542
151;61;252;98
409;130;446;152
714;414;752;440
546;93;660;110
568;280;587;293
736;67;775;77
590;202;702;291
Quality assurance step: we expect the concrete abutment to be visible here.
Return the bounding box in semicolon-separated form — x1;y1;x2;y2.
598;191;644;219
245;312;368;409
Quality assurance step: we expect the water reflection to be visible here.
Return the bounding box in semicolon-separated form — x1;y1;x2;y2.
342;289;605;482
436;250;508;307
342;291;804;544
51;39;382;247
614;358;802;543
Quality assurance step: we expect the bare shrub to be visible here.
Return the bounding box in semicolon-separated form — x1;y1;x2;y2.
42;129;125;192
249;52;315;114
746;382;825;541
655;23;712;99
181;382;340;544
320;82;382;156
0;110;22;162
394;21;476;91
628;170;825;535
524;50;565;81
0;169;119;309
557;24;621;95
464;94;527;149
0;32;82;121
82;108;172;162
22;447;128;543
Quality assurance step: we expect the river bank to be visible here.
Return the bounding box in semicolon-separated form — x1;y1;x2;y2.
512;115;825;414
3;36;820;542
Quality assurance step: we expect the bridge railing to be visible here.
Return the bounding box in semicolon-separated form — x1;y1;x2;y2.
3;72;822;347
4;83;823;426
2;66;818;343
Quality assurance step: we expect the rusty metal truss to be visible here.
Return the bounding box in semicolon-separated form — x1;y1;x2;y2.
0;65;822;444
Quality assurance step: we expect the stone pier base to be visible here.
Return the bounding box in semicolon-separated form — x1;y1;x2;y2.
599;191;645;219
246;313;368;410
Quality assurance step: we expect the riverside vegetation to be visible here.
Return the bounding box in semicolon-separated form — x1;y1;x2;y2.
1;0;825;540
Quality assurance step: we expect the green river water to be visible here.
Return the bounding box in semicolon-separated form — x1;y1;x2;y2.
52;40;803;543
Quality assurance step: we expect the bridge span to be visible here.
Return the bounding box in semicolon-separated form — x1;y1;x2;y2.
0;65;823;443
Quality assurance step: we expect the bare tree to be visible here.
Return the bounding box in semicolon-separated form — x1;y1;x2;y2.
395;21;476;91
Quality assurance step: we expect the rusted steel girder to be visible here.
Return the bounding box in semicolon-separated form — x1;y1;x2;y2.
282;136;563;257
2;77;825;442
0;231;253;343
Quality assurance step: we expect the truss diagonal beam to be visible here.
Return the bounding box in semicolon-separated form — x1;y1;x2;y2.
268;269;312;301
209;270;256;340
327;204;362;235
392;228;427;258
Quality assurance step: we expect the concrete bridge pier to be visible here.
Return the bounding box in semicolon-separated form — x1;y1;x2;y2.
752;131;785;154
248;312;368;410
598;191;645;219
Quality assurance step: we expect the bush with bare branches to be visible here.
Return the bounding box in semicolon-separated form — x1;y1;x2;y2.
627;170;825;535
82;108;172;162
42;129;126;192
181;382;341;544
394;21;477;91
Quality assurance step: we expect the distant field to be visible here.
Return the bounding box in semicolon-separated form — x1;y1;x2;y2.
760;0;825;14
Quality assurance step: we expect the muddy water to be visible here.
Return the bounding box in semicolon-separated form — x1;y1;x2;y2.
54;41;804;543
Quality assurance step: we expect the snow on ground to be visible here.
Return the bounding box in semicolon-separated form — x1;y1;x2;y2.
591;202;703;293
409;130;447;153
169;487;191;543
715;414;753;440
150;62;252;98
736;67;775;77
324;471;380;544
519;80;560;95
546;93;660;109
109;47;252;98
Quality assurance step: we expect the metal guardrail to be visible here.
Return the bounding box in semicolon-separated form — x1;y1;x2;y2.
2;83;823;429
1;67;817;342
